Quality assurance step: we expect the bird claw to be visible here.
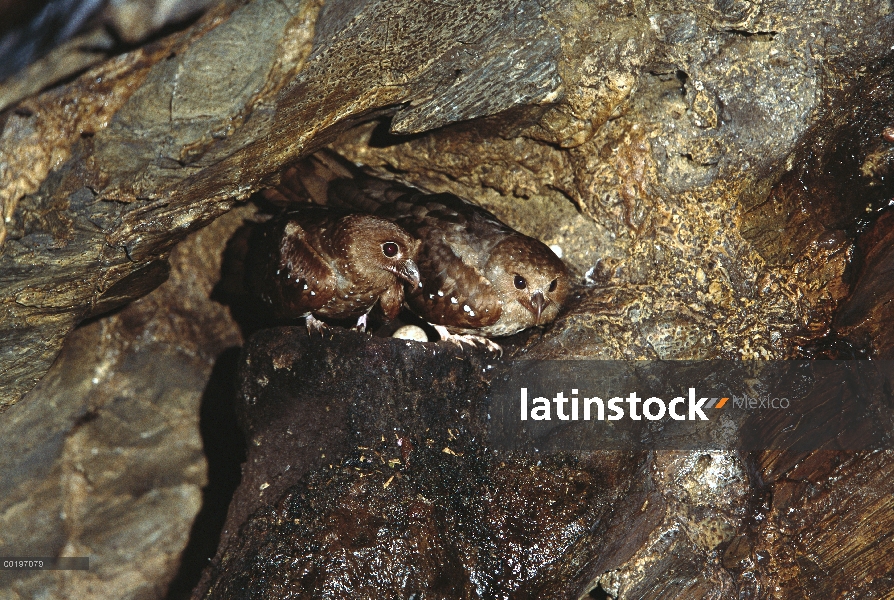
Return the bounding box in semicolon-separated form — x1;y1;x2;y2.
433;325;502;356
479;337;504;356
305;314;328;335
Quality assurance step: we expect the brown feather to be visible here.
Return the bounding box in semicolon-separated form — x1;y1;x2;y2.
244;206;420;326
278;151;569;338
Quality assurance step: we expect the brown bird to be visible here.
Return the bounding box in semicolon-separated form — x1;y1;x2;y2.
244;206;421;332
268;152;569;350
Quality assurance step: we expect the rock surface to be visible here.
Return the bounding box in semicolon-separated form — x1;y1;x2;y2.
0;207;246;599
835;209;894;358
0;0;217;111
196;331;894;598
195;328;652;599
3;0;893;407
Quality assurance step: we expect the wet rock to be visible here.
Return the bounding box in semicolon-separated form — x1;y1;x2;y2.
746;450;894;598
743;61;894;351
194;328;648;599
200;347;894;598
835;209;894;358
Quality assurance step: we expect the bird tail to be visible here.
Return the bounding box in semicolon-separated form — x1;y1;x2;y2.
265;149;423;214
263;148;351;206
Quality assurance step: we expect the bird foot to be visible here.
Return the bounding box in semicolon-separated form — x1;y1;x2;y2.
354;313;368;333
305;314;328;335
433;325;502;356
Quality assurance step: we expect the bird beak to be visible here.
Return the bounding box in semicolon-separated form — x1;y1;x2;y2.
530;291;545;324
395;259;421;289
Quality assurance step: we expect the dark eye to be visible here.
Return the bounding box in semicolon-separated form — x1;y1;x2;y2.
549;278;558;292
514;274;527;290
382;242;399;257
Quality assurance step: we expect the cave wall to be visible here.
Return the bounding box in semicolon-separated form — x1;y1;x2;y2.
0;0;893;597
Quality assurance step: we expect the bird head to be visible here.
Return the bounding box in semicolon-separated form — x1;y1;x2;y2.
337;215;421;288
486;235;569;326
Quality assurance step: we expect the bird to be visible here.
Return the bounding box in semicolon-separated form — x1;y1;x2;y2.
243;205;421;333
265;150;570;351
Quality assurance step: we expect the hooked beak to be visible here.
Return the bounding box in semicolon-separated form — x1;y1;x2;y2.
530;291;546;324
394;259;421;289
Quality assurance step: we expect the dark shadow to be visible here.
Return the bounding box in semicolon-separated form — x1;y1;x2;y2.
367;117;432;148
588;583;612;599
798;333;870;359
0;0;208;84
0;1;54;38
165;346;246;600
210;217;278;341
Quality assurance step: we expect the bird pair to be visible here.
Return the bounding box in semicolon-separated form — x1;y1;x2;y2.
245;152;569;349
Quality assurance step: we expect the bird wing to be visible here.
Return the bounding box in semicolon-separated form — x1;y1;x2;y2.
324;175;507;329
244;216;337;319
405;227;502;329
275;219;338;313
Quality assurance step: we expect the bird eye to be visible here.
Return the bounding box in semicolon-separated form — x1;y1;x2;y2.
382;242;399;257
514;274;527;290
549;278;558;292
